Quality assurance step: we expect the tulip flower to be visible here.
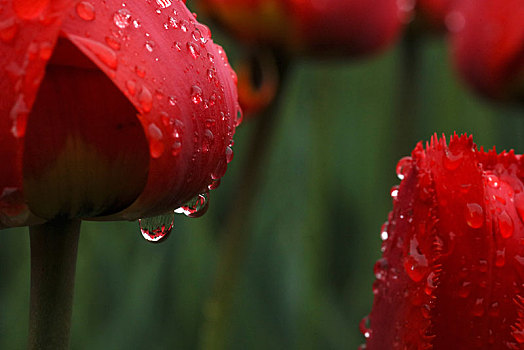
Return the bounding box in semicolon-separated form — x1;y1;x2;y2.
197;0;411;57
363;134;524;348
449;0;524;102
416;0;455;29
1;0;239;348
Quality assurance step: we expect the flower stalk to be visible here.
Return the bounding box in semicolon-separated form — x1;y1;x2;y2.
28;219;81;350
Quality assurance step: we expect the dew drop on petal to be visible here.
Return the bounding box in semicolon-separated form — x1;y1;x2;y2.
225;146;234;164
105;36;121;51
443;148;463;171
175;192;209;218
498;210;513;238
0;18;19;43
113;8;132;29
138;212;173;243
190;85;203;104
156;0;172;8
396;156;412;180
471;298;485;317
359;316;372;339
187;42;199;58
125;80;136;96
466;203;484;228
138;86;153;113
76;1;95;21
495;248;505;267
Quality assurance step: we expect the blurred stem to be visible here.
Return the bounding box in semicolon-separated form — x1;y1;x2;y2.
28;219;81;350
200;51;290;350
393;26;420;158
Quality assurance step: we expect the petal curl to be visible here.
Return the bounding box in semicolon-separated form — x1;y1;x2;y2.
57;0;239;220
0;0;75;227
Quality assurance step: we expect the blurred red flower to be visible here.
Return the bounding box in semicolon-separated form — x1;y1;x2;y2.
416;0;455;29
450;0;524;101
197;0;412;57
0;0;239;228
363;134;524;349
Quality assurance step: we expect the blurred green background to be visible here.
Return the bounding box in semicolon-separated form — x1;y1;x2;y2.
2;7;524;350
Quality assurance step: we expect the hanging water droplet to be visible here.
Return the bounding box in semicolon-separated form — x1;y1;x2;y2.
174;192;209;218
138;212;174;243
359;316;372;339
390;186;399;200
76;1;95;21
396;156;412;180
225;146;234;163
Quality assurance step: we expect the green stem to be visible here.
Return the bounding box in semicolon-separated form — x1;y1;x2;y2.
199;51;290;350
28;219;81;350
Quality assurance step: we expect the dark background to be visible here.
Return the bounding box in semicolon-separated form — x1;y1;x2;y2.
1;6;524;349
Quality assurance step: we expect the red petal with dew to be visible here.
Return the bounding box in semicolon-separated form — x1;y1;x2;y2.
0;0;75;227
365;134;524;348
56;0;239;220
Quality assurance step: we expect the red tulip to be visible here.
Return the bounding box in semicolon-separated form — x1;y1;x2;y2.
416;0;455;29
449;0;524;101
363;134;524;348
0;0;240;229
197;0;412;57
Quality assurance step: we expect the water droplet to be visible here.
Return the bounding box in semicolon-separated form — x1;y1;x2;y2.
443;148;463;170
132;19;141;28
380;222;388;241
138;86;153;113
235;106;243;126
495;248;505;267
488;302;500;317
208;178;221;190
174;192;209;218
73;37;117;70
173;41;182;51
105;36;121;51
498;210;513;238
10;95;29;138
466;203;484;228
0;18;19;43
187;42;200;58
125;80;136;96
374;258;388;281
458;281;471;298
359;316;372;339
156;0;172;8
145;40;155;52
471;298;485;317
486;174;500;189
225;146;234;163
425;271;438;295
190;85;203;104
403;237;428;282
396;156;412;180
113;8;132;29
390;186;399;200
139;212;173;243
478;259;488;272
76;1;95;21
148;123;164;158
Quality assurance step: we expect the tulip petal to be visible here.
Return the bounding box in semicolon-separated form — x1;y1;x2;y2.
366;134;524;348
451;0;524;100
58;0;239;220
0;0;76;227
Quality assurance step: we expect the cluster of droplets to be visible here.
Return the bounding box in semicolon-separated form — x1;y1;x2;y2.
138;191;210;243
